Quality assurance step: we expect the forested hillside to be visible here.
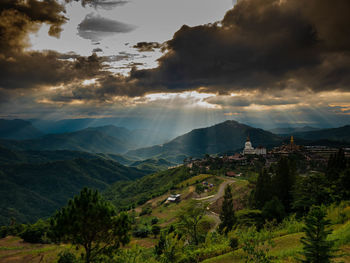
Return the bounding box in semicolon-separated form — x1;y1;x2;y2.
104;166;191;210
0;155;148;225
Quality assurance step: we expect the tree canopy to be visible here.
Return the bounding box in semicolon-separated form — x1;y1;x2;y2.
51;188;131;263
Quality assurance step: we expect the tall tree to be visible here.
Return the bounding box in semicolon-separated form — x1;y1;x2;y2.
51;188;131;263
272;157;296;212
300;206;338;263
326;148;347;182
219;185;236;234
254;169;272;209
176;200;207;245
292;173;331;216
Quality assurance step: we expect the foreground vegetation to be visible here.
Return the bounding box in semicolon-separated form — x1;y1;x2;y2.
1;149;350;262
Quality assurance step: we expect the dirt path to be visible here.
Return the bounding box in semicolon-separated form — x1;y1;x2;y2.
194;177;235;230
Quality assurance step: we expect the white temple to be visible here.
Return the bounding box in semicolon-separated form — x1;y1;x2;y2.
243;136;266;155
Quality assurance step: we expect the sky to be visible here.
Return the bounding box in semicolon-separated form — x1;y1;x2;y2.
1;0;350;132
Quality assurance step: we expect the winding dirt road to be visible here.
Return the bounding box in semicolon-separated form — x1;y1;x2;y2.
194;177;236;230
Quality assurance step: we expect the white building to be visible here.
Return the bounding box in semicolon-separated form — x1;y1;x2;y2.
243;137;256;155
167;194;181;203
255;146;267;155
243;136;266;155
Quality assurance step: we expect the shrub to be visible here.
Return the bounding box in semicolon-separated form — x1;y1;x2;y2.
57;250;78;263
236;209;263;228
278;214;304;235
262;196;286;222
152;225;161;238
140;205;152;216
133;227;150;238
0;224;26;238
229;237;239;250
151;217;159;225
19;220;51;244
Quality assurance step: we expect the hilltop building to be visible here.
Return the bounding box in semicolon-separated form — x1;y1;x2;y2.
243;136;267;155
271;136;301;155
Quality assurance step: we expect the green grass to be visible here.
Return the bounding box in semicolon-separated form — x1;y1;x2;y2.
177;174;213;188
330;220;350;247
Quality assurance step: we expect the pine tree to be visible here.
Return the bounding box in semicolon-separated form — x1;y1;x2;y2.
272;157;296;212
326;148;347;182
254;169;272;209
51;188;131;263
300;206;338;263
219;185;236;234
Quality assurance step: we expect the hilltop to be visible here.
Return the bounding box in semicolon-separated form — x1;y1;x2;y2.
0;119;43;140
127;120;283;162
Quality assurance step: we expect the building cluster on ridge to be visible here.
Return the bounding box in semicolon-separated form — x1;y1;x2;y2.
242;136;266;156
183;134;348;174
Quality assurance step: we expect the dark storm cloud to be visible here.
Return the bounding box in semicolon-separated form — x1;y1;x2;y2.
0;0;107;91
0;51;106;89
120;0;350;95
89;0;129;10
205;96;300;107
2;0;350;105
70;0;128;9
0;0;67;55
133;42;163;52
77;13;136;40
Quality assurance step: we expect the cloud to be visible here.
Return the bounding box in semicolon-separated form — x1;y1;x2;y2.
0;51;106;90
1;0;350;123
77;13;136;40
92;48;103;52
133;42;163;52
205;95;300;108
0;0;67;55
0;0;108;95
59;0;350;101
73;0;128;9
122;0;350;95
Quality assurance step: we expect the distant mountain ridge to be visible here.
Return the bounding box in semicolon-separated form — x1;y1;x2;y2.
269;126;320;135
293;125;350;142
127;120;283;162
30;118;175;146
0;121;174;154
0;119;43;140
0;146;137;166
0;128;129;154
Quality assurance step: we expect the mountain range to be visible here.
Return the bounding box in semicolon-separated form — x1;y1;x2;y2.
127;120;283;162
1;119;350;162
0;125;173;154
292;125;350;142
1;118;350;224
269;126;320;135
